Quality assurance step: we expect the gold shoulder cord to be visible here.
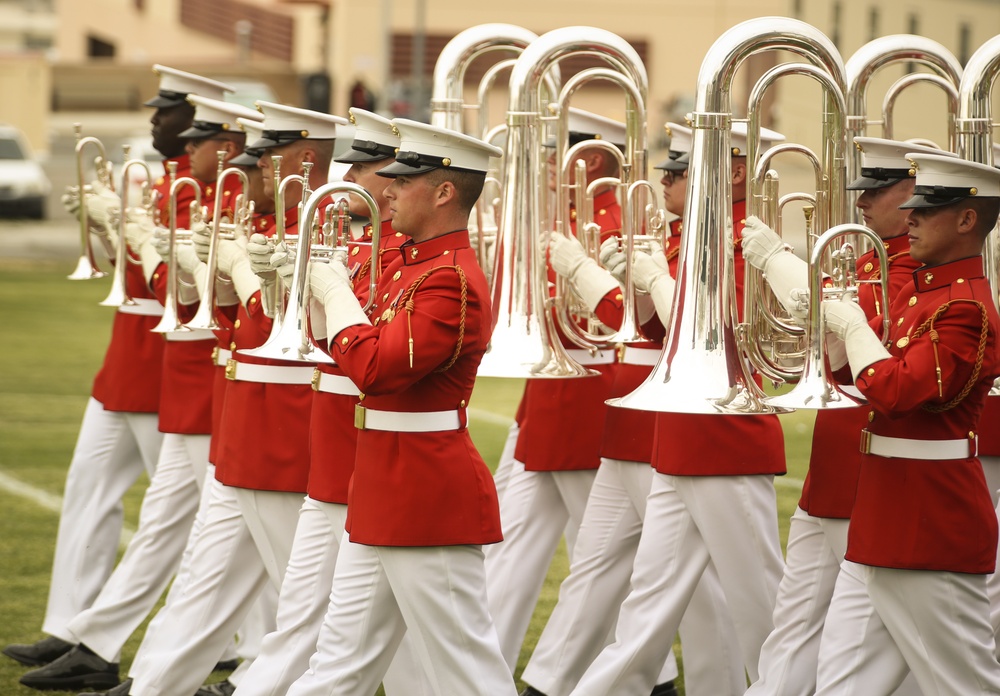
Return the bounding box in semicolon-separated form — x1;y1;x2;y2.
907;299;990;411
398;265;468;371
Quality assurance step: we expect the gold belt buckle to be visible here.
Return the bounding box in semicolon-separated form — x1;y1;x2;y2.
225;358;237;381
354;404;367;430
616;342;626;363
859;429;872;455
311;368;321;392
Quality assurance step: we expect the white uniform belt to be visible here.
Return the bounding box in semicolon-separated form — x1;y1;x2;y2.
165;328;215;342
212;348;232;367
861;430;976;460
355;406;462;432
617;345;660;366
312;370;360;396
225;359;314;385
565;348;615;366
117;298;164;317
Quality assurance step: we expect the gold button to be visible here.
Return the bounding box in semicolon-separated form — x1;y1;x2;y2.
896;336;909;348
868;411;874;422
392;270;402;281
156;176;165;185
260;219;268;229
229;341;237;351
957;278;965;283
234;319;241;329
908;296;917;306
153;273;159;281
443;250;450;255
970;431;976;439
897;317;904;326
615;293;623;301
358;392;365;400
341;337;349;345
570;210;577;220
598;209;606;216
250;296;257;304
224;189;230;197
460;399;466;407
863;262;873;273
395;232;402;237
382;292;389;301
374;317;380;325
351;247;360;256
866;368;875;376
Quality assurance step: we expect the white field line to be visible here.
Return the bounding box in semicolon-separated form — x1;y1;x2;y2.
0;468;135;548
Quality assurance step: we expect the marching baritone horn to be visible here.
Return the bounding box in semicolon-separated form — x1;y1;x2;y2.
69;123;114;280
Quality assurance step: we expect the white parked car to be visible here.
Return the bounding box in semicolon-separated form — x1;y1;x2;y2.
0;124;51;219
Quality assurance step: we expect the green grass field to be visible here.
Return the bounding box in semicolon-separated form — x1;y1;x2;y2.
0;260;814;694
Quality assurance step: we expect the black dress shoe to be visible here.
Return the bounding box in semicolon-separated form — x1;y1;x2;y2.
213;658;240;671
19;645;119;692
519;687;548;696
650;681;679;696
196;680;236;696
77;677;132;696
2;636;74;667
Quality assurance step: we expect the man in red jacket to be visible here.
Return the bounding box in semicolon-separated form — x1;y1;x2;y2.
813;153;1000;694
291;118;515;696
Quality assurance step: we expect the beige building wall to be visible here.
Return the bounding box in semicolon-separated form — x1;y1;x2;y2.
0;54;51;155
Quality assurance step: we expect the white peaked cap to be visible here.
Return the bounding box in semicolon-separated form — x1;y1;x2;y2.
730;121;785;157
180;95;262;138
901;152;1000;208
378;119;503;177
145;65;234;107
848;137;952;190
230;117;267;166
654;121;693;171
565;107;627;147
248;101;348;149
336;108;399;163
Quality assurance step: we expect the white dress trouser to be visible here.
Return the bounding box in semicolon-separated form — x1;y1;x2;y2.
485;462;598;670
286;539;517;696
521;459;745;696
570;473;784;696
128;479;271;696
43;398;162;640
66;433;210;661
492;421;521;502
817;561;1000;695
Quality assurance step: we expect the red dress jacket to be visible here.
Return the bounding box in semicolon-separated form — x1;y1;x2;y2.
845;256;1000;573
514;188;621;471
307;220;406;505
214;206;313;493
651;200;786;476
332;230;501;547
801;233;920;518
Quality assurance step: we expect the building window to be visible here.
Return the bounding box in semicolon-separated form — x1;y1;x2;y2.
959;22;971;65
87;35;115;58
869;7;879;41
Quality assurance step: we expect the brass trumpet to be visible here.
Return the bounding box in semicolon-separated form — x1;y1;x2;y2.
185;151;255;331
69;124;114;280
151;162;202;334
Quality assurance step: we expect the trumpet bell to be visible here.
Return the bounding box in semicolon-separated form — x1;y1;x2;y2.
67;255;107;280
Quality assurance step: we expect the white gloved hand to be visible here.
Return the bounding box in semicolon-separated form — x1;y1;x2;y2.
823;295;890;381
61;185;81;218
175;243;207;297
125;215;156;253
632;242;675;324
742;216;809;321
310;257;370;343
191;221;213;263
152;226;171;262
216;238;260;307
246;233;276;278
271;242;297;291
137;236;164;285
825;331;848;372
549;232;619;312
85;181;121;237
599;236;628;285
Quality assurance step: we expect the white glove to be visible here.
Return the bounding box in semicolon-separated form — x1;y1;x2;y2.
310;258;370;343
125;215;155;253
549;232;619;312
246;233;276;279
85;181;121;237
176;243;207;298
632;242;675;325
742;216;809;321
137;235;164;285
152;226;171;262
271;242;297;291
823;295;890;381
216;238;260;307
191;221;213;263
599;236;627;284
61;185;81;217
